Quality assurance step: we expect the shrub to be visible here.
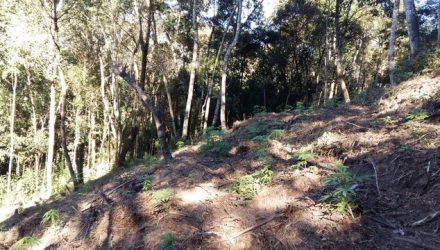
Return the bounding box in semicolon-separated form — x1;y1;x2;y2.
231;166;273;200
41;209;60;227
406;111;428;122
268;129;284;141
139;175;152;192
143;153;160;166
156;230;176;250
200;128;231;156
253;105;267;115
320;161;366;214
289;148;316;171
11;236;40;250
151;188;176;208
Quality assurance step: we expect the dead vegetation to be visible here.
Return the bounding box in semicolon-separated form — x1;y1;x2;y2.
1;79;440;249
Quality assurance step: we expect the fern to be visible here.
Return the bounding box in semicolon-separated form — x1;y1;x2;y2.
41;209;60;227
11;236;40;250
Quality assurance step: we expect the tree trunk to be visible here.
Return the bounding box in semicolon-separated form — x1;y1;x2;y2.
45;82;56;196
6;69;17;193
111;65;173;161
404;0;420;58
388;0;400;85
335;0;350;103
163;75;178;138
59;67;79;190
212;93;221;127
220;0;243;130
437;1;440;44
204;11;235;130
182;0;199;138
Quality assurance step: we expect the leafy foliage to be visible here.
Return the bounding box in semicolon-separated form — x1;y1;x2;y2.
289;148;316;171
41;209;60;227
11;236;40;250
151;188;176;208
406;111;429;122
230;166;273;200
320;161;366;214
200;128;231;156
156;230;176;250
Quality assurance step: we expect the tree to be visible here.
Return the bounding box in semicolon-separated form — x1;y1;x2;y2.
220;0;242;130
182;0;199;138
438;0;440;44
334;0;351;103
404;0;420;57
388;0;400;85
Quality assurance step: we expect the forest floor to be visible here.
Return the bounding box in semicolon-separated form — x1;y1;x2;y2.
1;76;440;249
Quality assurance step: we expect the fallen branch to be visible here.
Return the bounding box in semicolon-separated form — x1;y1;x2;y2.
367;158;381;197
344;121;367;129
411;211;440;227
229;213;282;240
393;236;439;250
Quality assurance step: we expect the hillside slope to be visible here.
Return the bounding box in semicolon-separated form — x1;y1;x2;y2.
1;78;439;249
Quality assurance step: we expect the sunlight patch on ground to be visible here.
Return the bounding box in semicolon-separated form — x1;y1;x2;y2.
176;183;227;205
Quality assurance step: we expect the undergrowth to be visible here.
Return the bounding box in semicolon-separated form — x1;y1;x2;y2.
11;236;40;250
230;166;274;200
151;188;176;208
320;161;367;214
200;128;231;156
156;230;176;250
41;209;60;227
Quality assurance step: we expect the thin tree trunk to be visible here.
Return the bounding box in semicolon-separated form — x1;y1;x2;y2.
404;0;420;58
111;65;173;161
139;0;152;90
73;107;80;177
182;0;199;138
220;0;243;130
163;75;178;137
212;93;221;127
388;0;400;85
335;0;350;103
45;82;56;196
437;1;440;44
59;67;79;190
6;69;17;193
204;11;235;130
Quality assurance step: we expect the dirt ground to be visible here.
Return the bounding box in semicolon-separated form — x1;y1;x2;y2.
1;84;439;249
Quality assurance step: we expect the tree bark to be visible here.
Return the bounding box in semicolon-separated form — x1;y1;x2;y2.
404;0;420;58
335;0;351;103
437;0;440;44
220;0;242;130
6;69;17;193
111;65;173;162
388;0;400;85
203;10;234;130
59;67;79;190
46;82;56;196
182;0;199;138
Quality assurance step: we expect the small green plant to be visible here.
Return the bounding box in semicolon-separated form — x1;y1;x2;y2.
41;209;60;227
295;102;306;112
380;116;399;124
253;105;267;115
406;111;428;122
200;128;231;156
324;98;340;108
398;145;411;153
268;129;284;141
143;153;159;166
289;148;316;171
187;170;200;180
320;161;366;214
151;188;176;208
11;236;40;250
0;223;6;232
156;230;176;250
140;175;152;192
175;140;185;150
252;135;268;144
231;166;273;200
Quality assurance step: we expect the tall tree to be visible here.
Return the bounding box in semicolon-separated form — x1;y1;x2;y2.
335;0;351;103
182;0;199;138
220;0;242;130
404;0;420;57
6;69;17;192
388;0;400;85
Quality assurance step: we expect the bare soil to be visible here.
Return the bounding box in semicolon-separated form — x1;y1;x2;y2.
1;84;439;249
